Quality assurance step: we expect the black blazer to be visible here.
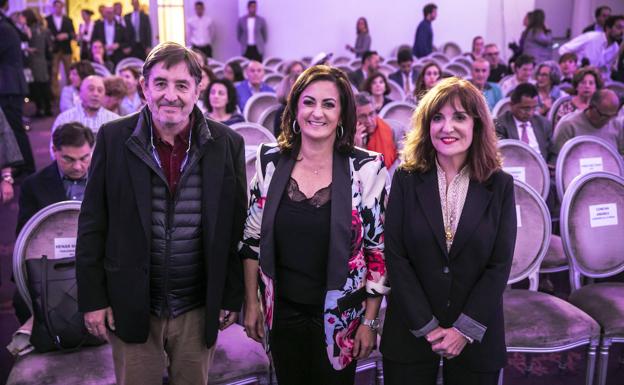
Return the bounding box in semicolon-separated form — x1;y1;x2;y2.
45;15;75;54
388;69;418;90
75;108;247;348
92;20;128;64
348;69;365;90
380;168;516;371
16;162;67;234
495;110;555;164
0;11;28;96
123;11;152;48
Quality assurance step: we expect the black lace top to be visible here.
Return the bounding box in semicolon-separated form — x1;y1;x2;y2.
274;178;332;305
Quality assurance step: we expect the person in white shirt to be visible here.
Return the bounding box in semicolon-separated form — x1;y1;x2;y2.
559;15;624;80
499;54;536;97
187;1;215;58
236;0;267;62
119;66;144;116
51;75;120;157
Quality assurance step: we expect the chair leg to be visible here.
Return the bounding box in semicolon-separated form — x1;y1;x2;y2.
586;343;597;385
597;339;611;385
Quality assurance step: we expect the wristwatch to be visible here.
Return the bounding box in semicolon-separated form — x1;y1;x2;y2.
361;317;380;331
2;174;14;185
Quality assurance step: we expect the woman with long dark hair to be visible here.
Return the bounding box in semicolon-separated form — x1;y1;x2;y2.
346;17;371;58
522;9;553;64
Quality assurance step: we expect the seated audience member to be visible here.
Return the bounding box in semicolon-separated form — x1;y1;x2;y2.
534;61;567;116
118;66;143;115
361;72;393;112
583;5;611;33
283;60;305;77
354;92;400;175
60;61;96;112
102;76;128;115
90;39;114;73
484;43;509;83
500;54;536;96
346;17;371;58
521;9;553;64
0;107;23;204
273;73;298;137
389;47;418;95
558;52;578;85
204;78;244;126
470;58;503;111
554;89;623;155
348;50;381;89
197;65;216;113
559;15;624;80
413;61;441;102
554;67;603;127
235;60;275;112
495;83;555;164
224;61;244;83
51;75;120;146
13;122;94;323
471;36;485;59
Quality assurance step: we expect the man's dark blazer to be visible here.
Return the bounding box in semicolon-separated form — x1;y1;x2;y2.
92;20;128;64
0;11;27;96
389;69;418;90
348;69;365;90
495;110;555;164
45;15;75;54
123;11;152;53
16;162;67;235
75;107;247;348
380;168;516;371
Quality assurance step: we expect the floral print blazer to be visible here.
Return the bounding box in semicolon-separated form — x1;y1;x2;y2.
239;143;390;370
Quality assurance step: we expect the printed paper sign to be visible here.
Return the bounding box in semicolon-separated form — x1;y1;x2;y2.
516;205;522;227
504;167;526;183
579;157;603;175
54;237;76;259
589;204;618;228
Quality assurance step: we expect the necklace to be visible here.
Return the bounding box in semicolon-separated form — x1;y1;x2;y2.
444;177;460;244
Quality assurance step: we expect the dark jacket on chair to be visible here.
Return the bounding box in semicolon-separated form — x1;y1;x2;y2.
495;110;556;164
381;168;516;371
76;107;247;348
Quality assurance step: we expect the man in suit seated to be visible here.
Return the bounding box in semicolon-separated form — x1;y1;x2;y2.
389;47;418;96
348;50;380;90
92;6;128;66
495;83;555;165
14;122;94;323
235;60;274;112
470;58;503;111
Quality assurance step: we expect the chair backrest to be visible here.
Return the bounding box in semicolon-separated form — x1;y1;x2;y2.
499;139;550;200
377;64;395;78
443;62;469;78
384;59;399;70
90;62;111;77
507;181;552;291
331;56;351;66
262;56;283;70
257;104;282;133
262;73;284;90
427;52;450;64
604;80;624;98
452;56;473;67
378;101;416;126
13;201;82;313
349;59;361;71
213;68;224;79
230;122;277;148
555;135;624;201
243;92;278;123
384;119;409;151
115;57;144;75
442;42;462;58
226;56;249;69
387;79;406;102
547;95;572;129
560;172;624;290
492;97;511;118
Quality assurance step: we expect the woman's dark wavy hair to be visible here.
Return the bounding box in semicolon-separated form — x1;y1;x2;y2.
278;65;356;157
205;78;238;114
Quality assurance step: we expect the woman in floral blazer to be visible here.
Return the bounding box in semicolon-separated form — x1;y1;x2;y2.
239;65;389;384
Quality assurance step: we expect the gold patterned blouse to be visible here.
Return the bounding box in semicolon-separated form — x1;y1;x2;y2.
436;160;470;252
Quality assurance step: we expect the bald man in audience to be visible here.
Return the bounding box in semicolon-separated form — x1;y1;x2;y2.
235;60;275;112
554;89;624;156
470;58;503;111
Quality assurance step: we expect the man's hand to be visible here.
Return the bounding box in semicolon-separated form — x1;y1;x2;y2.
243;300;265;343
426;327;468;359
219;310;238;330
84;307;115;341
354;121;368;147
352;324;376;359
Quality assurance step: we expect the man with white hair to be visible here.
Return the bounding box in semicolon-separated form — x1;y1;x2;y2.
235;60;275;111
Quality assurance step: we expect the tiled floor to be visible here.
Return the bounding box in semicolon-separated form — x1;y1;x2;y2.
1;109;623;385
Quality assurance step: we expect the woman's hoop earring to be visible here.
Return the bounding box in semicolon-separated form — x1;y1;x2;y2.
337;124;344;139
292;120;301;134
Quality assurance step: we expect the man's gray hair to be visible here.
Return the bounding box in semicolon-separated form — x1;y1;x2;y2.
355;91;373;107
